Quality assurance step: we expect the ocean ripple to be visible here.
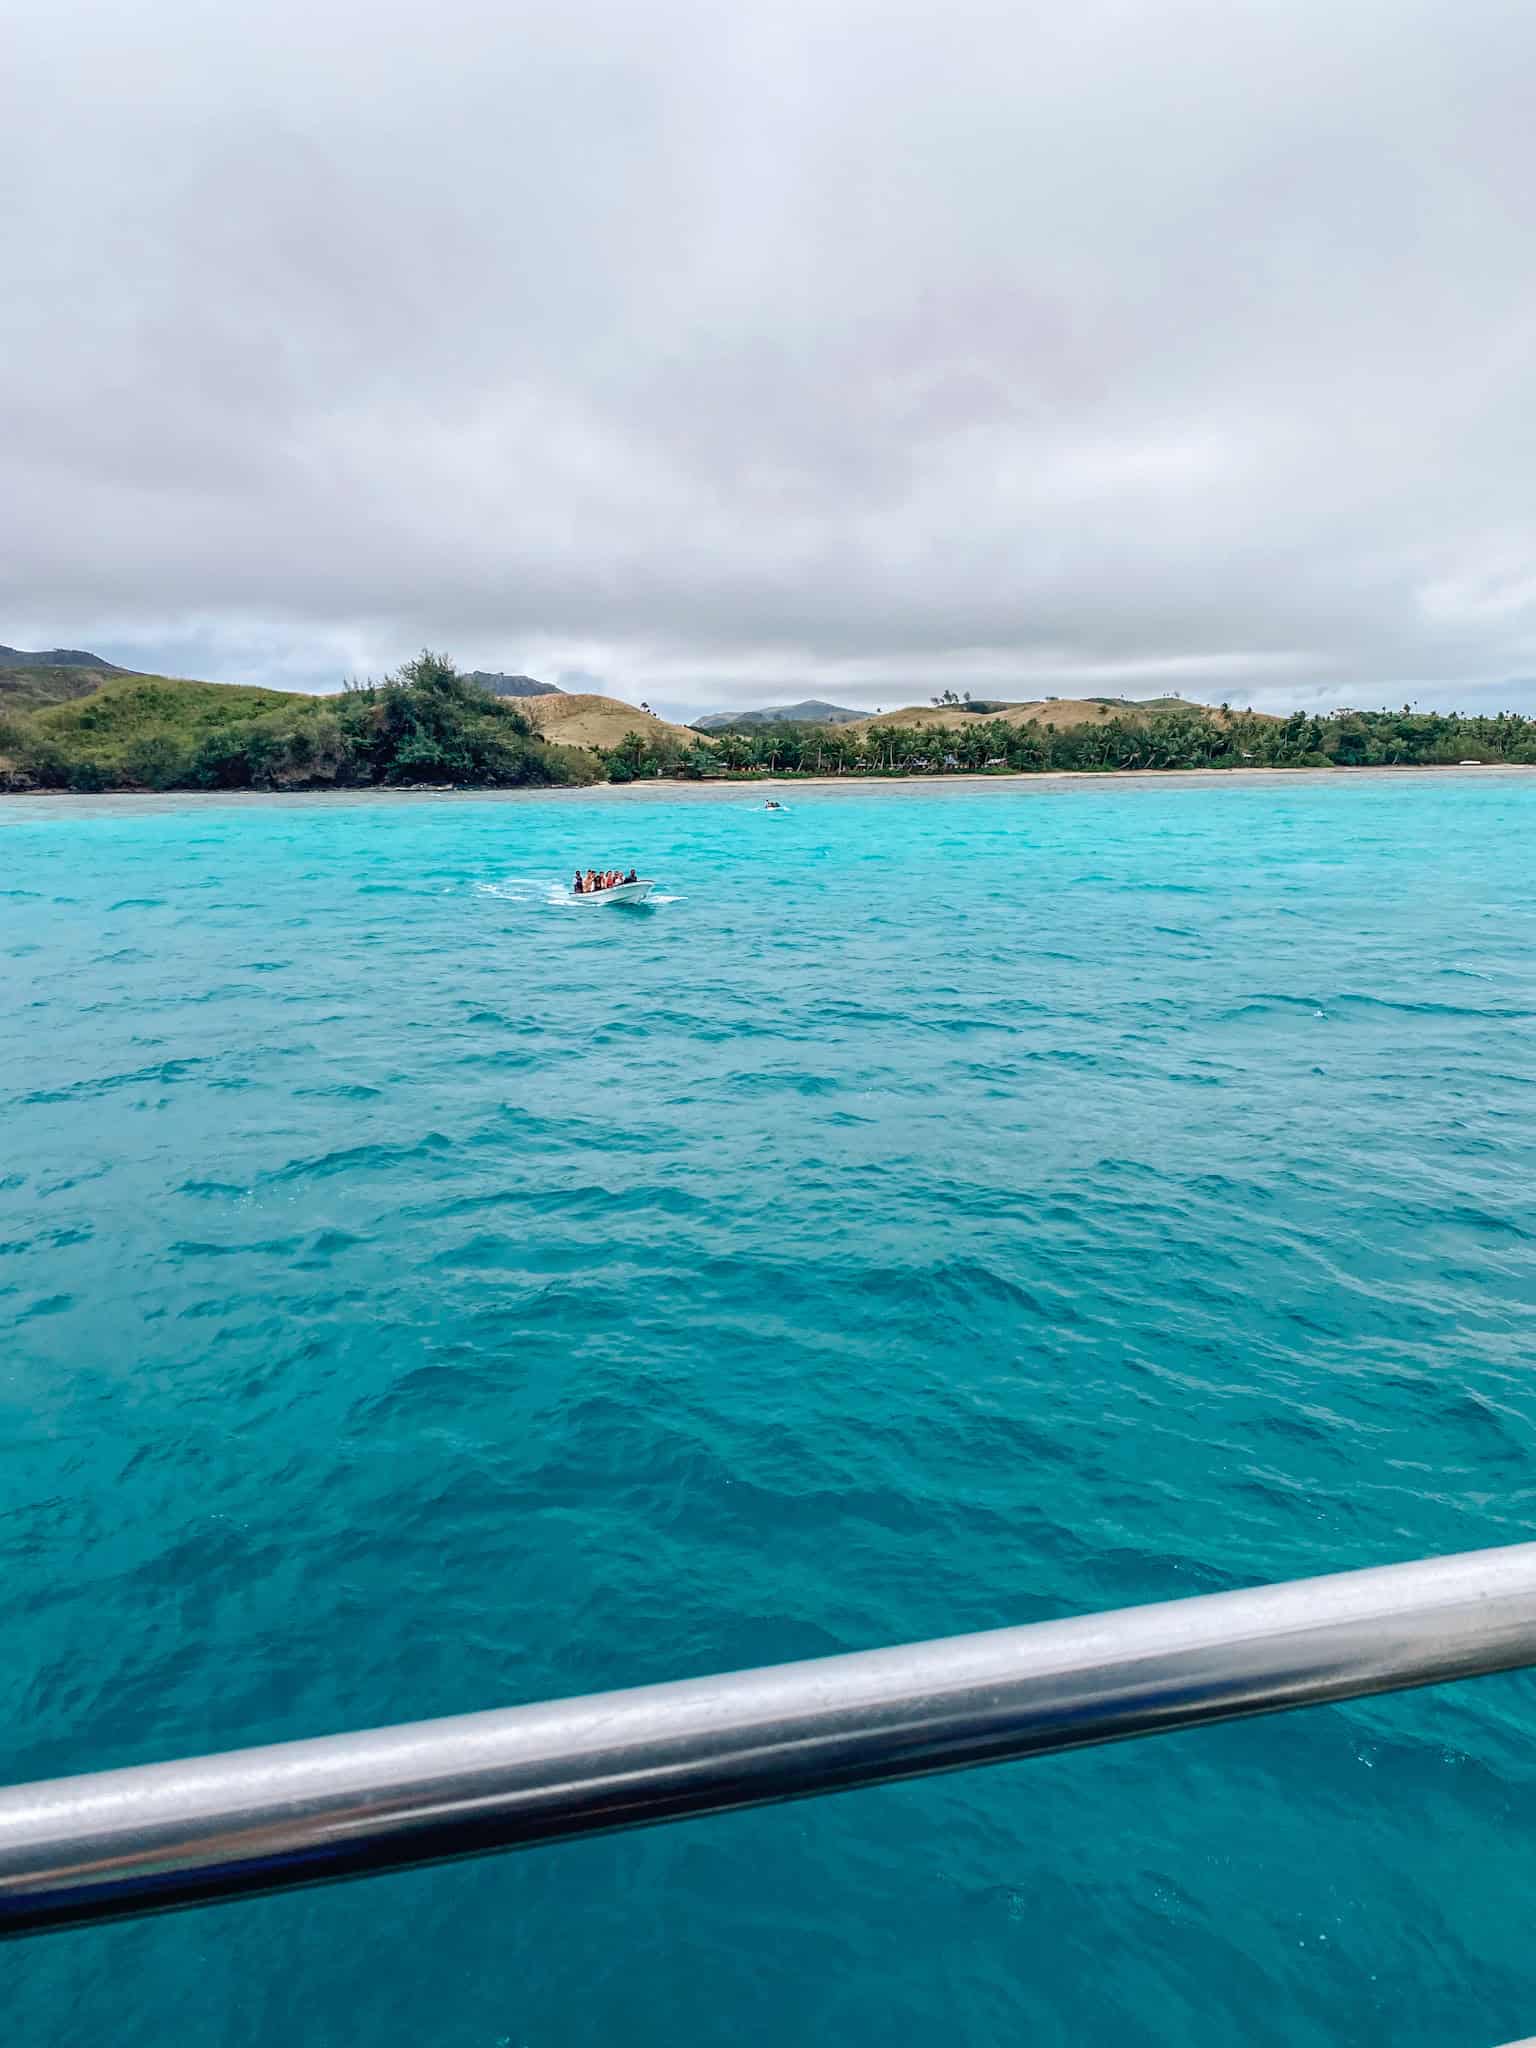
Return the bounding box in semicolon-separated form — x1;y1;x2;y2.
3;776;1536;2048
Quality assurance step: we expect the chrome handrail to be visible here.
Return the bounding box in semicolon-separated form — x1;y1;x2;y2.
5;1542;1536;1937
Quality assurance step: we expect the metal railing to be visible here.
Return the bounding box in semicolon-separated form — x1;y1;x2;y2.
4;1541;1536;1937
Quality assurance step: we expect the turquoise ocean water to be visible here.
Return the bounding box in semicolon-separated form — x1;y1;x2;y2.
4;773;1536;2046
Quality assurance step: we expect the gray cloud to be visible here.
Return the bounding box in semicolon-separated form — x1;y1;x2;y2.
5;0;1536;716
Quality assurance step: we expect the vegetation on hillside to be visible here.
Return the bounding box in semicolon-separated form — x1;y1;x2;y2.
0;664;133;714
4;659;1534;794
598;704;1536;778
0;654;599;792
518;691;707;753
0;645;134;713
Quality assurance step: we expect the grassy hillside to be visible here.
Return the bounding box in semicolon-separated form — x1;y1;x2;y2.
850;697;1121;734
0;644;134;713
642;699;1536;776
848;696;1272;736
521;691;709;752
0;658;600;792
29;677;314;761
0;663;135;713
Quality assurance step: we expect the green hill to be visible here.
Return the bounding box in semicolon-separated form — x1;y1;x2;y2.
0;658;600;792
29;676;312;756
0;646;133;713
0;675;336;790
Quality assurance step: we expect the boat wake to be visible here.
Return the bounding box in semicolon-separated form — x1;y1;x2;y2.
473;877;570;906
475;876;674;909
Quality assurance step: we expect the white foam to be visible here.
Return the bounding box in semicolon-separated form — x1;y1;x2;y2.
474;876;556;901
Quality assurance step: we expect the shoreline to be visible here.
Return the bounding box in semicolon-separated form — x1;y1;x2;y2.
685;762;1536;792
4;761;1535;819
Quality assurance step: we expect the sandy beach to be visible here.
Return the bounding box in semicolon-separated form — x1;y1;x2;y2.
6;761;1536;822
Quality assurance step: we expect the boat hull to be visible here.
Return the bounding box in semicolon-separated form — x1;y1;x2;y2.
573;880;656;904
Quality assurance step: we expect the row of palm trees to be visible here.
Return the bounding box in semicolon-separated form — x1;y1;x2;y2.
604;704;1536;782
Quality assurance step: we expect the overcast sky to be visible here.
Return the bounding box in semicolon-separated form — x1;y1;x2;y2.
5;0;1536;718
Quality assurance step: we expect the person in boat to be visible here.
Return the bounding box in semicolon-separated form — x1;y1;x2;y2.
624;868;638;884
573;870;585;894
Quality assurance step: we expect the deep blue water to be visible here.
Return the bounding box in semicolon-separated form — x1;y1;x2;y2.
4;773;1536;2046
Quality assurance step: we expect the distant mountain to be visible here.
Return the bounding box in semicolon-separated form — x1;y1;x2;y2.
692;698;865;730
0;644;128;673
465;671;561;699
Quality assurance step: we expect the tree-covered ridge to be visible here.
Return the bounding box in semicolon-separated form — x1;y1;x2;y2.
601;704;1536;779
0;654;600;792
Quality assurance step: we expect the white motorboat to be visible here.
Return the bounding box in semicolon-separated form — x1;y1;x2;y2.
572;878;656;904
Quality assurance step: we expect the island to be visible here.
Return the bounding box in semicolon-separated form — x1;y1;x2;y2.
2;647;1533;793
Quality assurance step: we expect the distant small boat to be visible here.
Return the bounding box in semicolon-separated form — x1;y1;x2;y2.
573;878;656;904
